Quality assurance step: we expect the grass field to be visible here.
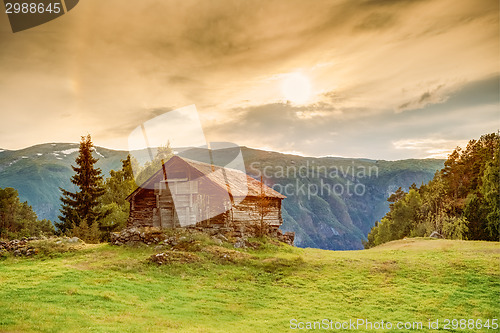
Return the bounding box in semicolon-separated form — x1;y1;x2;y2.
0;237;498;332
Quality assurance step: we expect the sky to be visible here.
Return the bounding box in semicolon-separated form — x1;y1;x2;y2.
0;0;498;160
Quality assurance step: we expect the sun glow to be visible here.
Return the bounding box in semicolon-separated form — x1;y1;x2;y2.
281;73;312;104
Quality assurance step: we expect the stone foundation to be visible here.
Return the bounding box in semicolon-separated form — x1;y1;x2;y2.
110;225;295;247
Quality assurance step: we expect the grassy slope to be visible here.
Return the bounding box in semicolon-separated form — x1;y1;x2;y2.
0;239;498;332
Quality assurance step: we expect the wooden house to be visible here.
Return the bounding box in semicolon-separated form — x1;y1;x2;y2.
125;156;286;238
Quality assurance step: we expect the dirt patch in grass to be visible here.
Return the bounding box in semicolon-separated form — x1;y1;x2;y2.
374;238;461;251
202;245;253;263
477;247;500;254
66;261;93;271
370;260;398;274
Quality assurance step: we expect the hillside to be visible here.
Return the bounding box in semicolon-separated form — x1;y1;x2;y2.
0;143;127;223
0;238;498;332
180;147;445;250
0;144;444;250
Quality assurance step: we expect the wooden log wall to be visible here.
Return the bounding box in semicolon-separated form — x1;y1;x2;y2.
127;189;156;228
230;197;282;226
127;161;284;239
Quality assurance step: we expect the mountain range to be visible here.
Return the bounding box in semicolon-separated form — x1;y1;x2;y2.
0;143;444;250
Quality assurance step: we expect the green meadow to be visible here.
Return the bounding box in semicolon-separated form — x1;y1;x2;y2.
0;238;498;332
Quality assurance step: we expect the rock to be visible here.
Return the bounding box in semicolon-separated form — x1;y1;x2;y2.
275;230;295;246
110;227;171;246
214;234;228;242
0;236;77;257
148;251;199;265
233;239;247;249
429;231;444;239
67;237;81;244
110;225;295;249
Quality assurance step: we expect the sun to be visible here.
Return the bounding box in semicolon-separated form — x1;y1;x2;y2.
281;73;312;104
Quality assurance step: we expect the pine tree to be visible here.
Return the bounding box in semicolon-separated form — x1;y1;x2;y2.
481;147;500;240
57;135;105;234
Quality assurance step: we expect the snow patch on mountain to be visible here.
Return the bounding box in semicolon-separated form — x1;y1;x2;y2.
93;148;105;158
59;148;79;155
7;159;19;167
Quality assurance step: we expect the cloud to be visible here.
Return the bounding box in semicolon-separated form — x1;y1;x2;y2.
393;138;468;159
354;12;396;31
0;0;497;159
397;84;448;112
204;75;499;159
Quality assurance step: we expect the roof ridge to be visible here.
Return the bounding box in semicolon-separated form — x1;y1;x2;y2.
177;155;237;171
126;155;286;201
176;155;285;198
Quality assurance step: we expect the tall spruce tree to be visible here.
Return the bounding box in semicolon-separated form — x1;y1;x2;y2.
57;135;105;233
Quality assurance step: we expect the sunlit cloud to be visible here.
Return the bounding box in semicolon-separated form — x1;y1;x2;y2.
0;0;497;159
393;138;469;159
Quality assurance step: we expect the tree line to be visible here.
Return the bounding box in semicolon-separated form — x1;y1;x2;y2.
365;132;499;248
0;187;55;239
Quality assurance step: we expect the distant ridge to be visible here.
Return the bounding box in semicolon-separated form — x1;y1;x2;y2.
0;143;444;250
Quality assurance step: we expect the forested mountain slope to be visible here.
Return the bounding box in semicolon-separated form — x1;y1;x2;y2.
0;144;443;249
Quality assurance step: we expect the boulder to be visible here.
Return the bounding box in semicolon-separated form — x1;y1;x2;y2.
67;237;81;244
429;231;444;239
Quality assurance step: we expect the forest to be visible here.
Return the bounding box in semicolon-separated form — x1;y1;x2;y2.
365;132;499;248
0;187;54;239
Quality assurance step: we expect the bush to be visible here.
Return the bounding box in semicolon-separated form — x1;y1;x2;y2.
68;219;101;244
442;216;469;240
